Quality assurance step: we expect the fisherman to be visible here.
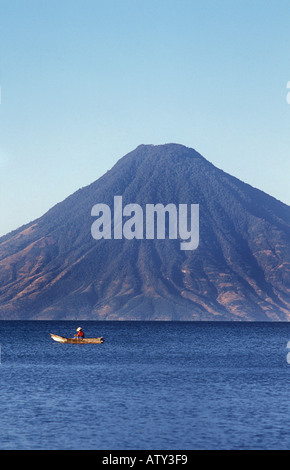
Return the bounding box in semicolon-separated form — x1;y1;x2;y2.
74;327;85;339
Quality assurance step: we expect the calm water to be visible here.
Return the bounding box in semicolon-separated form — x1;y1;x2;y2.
0;321;290;450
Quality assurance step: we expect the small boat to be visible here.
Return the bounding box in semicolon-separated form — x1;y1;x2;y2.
50;334;104;344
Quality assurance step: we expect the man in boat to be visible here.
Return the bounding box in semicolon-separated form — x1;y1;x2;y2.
74;327;85;339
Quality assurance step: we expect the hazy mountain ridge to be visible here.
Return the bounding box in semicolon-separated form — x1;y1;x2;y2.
0;144;289;320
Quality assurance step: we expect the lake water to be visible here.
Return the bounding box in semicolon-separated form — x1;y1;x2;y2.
0;321;290;450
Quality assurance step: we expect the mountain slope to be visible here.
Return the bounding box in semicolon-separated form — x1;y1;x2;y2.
0;144;289;320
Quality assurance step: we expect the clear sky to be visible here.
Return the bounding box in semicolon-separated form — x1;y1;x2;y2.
1;0;290;236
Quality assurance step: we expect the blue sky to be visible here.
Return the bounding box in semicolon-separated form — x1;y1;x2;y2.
1;0;290;236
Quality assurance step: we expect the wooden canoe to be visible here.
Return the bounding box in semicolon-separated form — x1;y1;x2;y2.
50;334;104;344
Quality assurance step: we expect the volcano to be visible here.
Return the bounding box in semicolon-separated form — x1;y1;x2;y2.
0;143;289;320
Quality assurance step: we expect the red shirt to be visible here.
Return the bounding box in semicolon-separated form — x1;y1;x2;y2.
76;330;84;338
